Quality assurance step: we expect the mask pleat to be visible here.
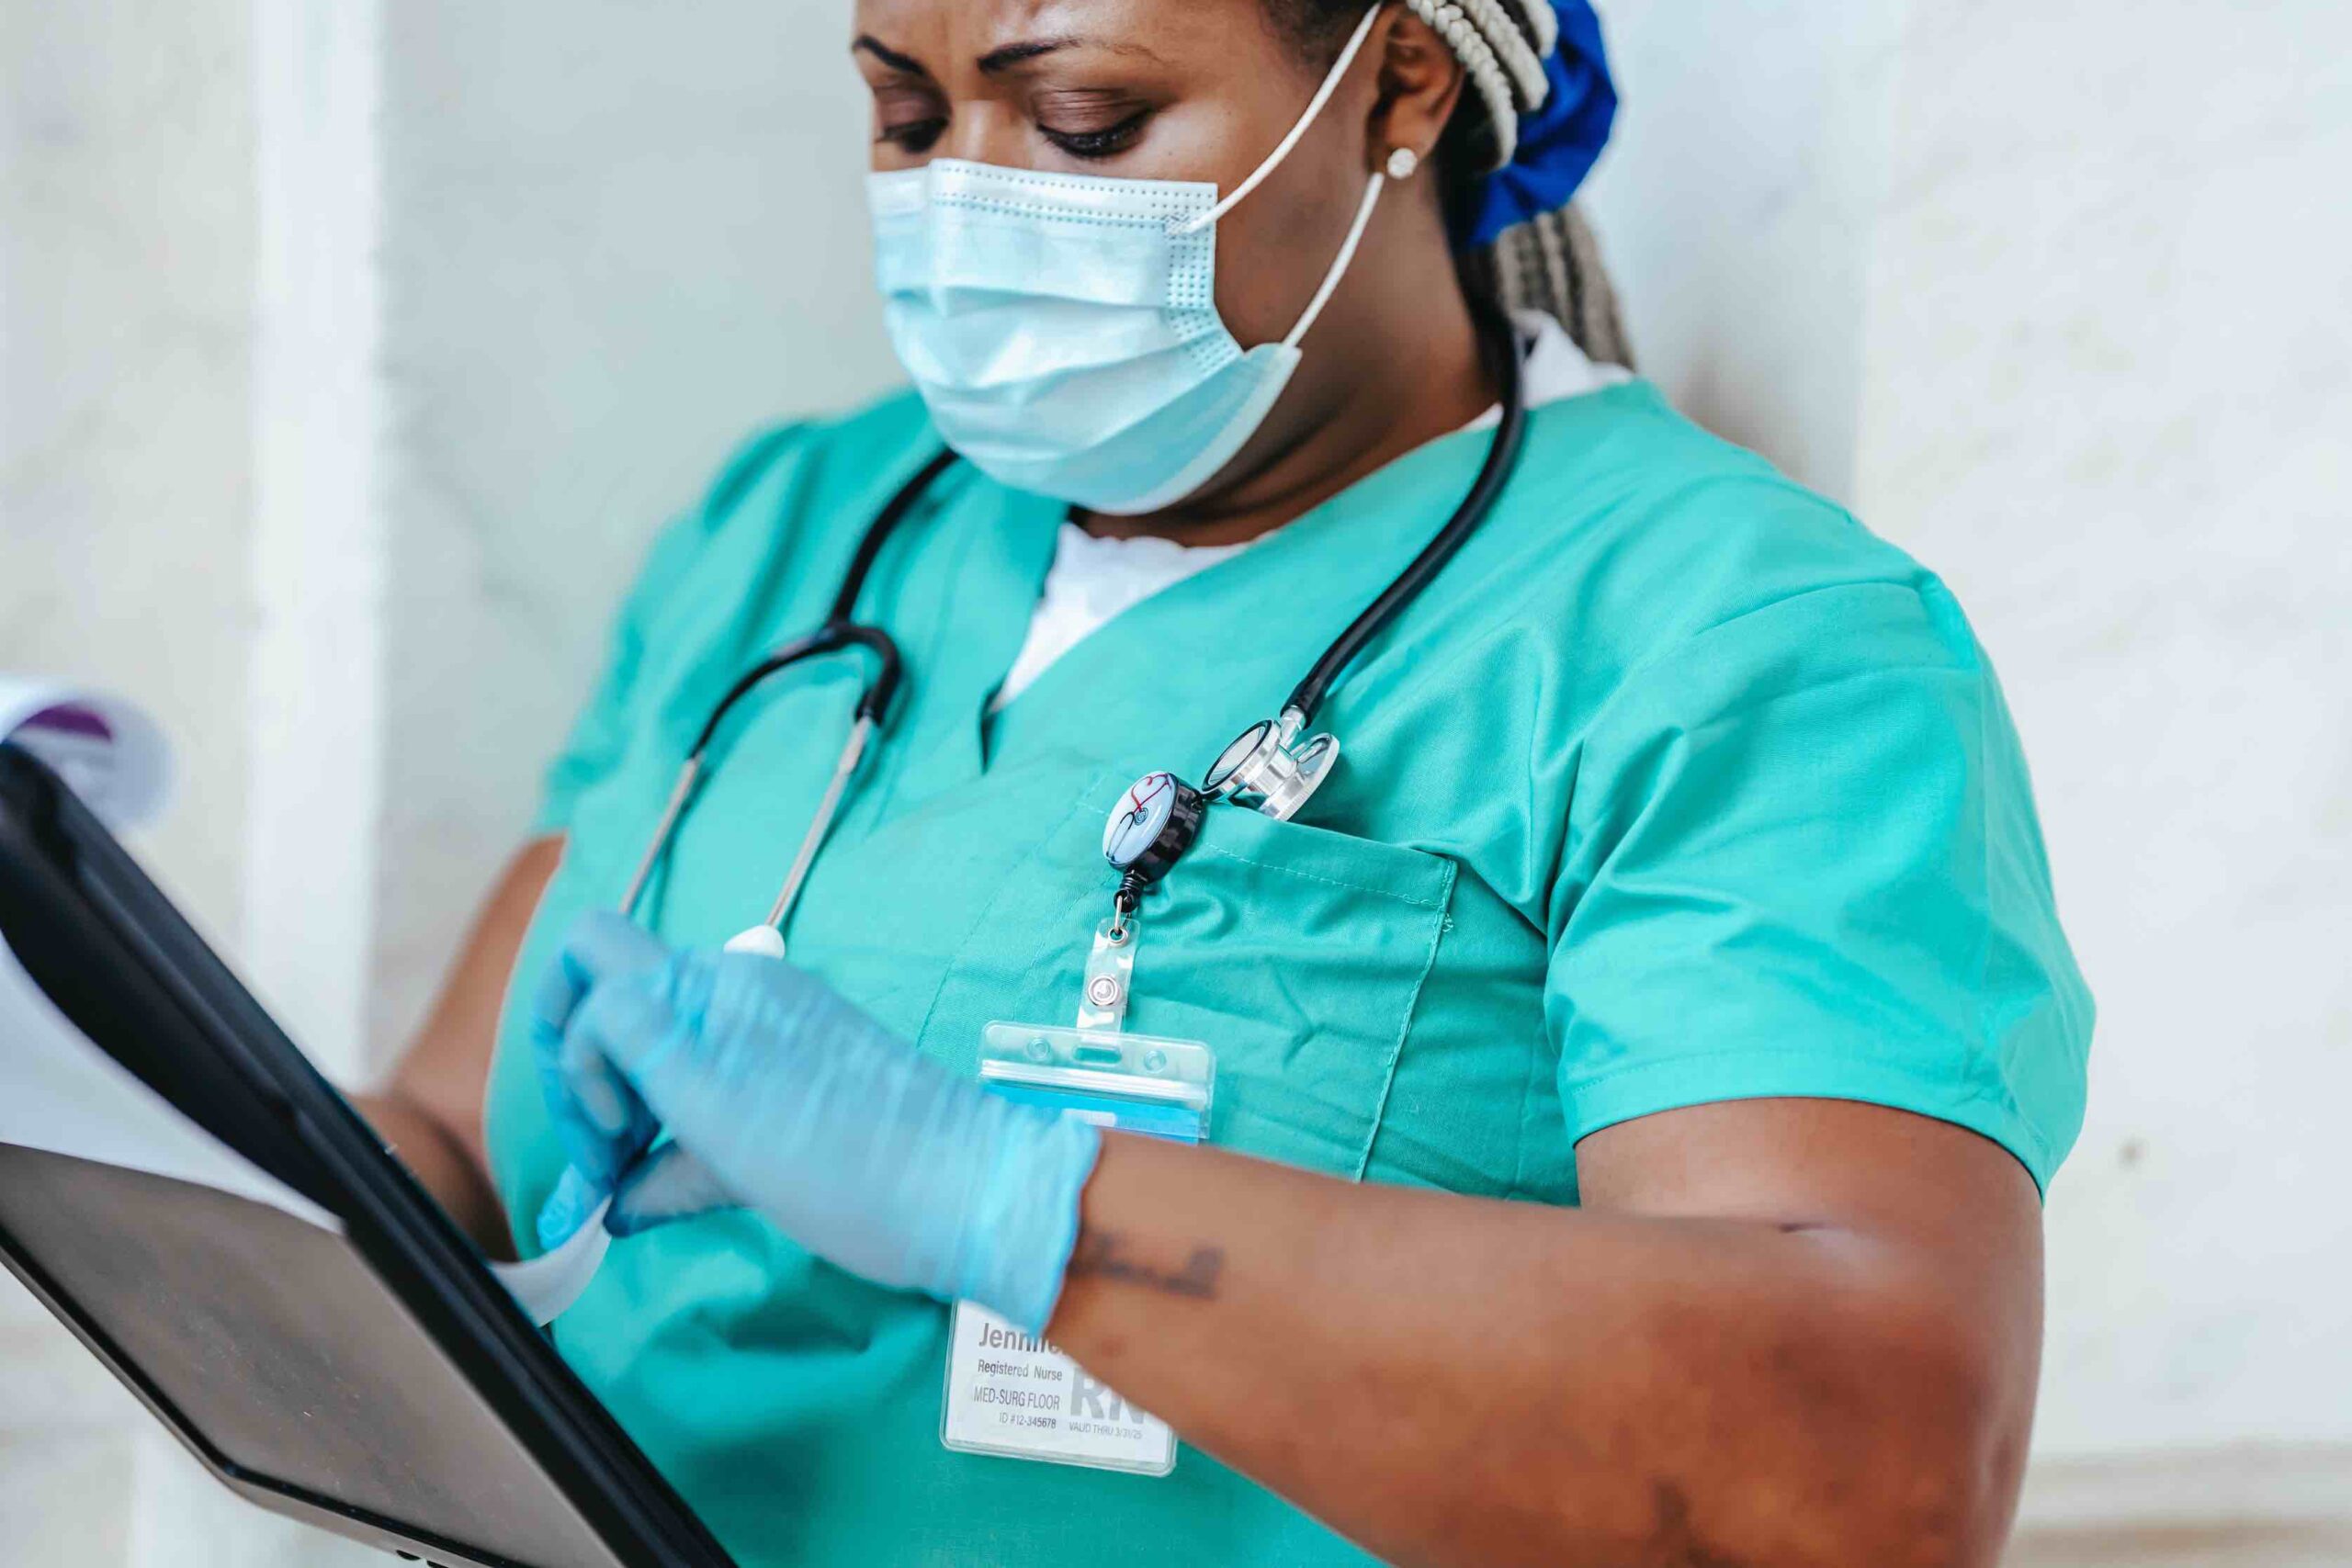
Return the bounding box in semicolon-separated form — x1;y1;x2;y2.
860;13;1366;514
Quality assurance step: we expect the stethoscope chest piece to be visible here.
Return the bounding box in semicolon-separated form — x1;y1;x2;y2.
1203;709;1340;823
724;924;790;959
1096;705;1340;931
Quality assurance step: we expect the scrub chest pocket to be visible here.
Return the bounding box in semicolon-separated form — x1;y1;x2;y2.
925;780;1459;1181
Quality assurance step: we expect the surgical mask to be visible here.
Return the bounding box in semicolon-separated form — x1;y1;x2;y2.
866;6;1394;515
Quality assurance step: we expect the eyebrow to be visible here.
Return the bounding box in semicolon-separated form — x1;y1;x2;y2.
851;34;931;76
977;36;1167;74
854;30;1170;80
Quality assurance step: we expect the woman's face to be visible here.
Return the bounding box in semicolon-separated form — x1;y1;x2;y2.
849;0;1387;359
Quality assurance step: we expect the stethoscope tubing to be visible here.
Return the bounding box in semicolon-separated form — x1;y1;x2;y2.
617;451;946;923
828;446;960;626
627;304;1530;938
1283;297;1528;726
690;623;903;750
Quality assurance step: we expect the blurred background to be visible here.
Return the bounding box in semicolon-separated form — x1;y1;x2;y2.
2;1;2346;1563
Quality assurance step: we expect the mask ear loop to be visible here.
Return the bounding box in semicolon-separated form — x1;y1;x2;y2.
1172;2;1387;238
1283;169;1389;347
1169;5;1403;349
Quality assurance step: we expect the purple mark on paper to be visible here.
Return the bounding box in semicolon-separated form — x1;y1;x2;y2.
22;704;113;743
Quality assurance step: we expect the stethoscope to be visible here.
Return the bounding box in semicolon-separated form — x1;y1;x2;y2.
623;302;1529;959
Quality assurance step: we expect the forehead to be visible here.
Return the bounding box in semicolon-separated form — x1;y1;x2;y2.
851;0;1282;67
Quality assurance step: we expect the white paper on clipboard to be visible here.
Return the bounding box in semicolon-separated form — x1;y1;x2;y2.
0;674;605;1324
0;675;171;832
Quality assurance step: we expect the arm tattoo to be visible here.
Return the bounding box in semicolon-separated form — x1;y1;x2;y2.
1068;1229;1225;1301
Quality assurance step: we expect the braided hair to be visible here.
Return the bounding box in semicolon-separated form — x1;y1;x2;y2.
1265;0;1633;368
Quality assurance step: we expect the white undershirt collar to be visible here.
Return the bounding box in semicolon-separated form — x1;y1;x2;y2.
989;312;1626;711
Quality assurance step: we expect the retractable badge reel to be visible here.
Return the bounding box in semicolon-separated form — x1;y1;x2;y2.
1094;704;1335;942
937;736;1315;1473
1080;705;1341;1089
944;776;1220;1479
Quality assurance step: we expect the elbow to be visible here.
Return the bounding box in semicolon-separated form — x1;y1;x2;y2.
1788;1278;2037;1568
1613;1252;2036;1568
1576;1276;2036;1568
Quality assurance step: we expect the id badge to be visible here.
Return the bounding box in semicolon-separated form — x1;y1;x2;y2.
940;1020;1214;1477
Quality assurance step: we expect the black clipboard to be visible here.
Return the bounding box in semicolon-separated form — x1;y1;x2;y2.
0;741;738;1568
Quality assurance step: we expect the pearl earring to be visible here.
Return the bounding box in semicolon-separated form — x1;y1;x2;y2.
1385;146;1420;180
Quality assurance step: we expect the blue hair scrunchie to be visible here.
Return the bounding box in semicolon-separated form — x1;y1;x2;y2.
1450;1;1618;252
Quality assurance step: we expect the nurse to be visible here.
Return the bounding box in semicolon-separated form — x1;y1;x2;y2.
363;2;2092;1564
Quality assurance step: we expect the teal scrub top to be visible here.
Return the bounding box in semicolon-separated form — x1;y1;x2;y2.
485;382;2092;1567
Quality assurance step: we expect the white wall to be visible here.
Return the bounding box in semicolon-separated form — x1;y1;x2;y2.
1584;0;1907;502
4;1;2348;1563
0;0;258;942
1854;0;2352;1461
368;0;902;1059
3;4;383;1563
0;4;260;1560
1588;0;2352;1538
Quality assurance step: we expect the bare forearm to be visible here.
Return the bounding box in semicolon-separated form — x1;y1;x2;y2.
351;838;561;1260
351;1089;512;1256
1046;1134;2031;1568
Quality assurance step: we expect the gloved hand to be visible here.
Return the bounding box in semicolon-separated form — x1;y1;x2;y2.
528;910;1102;1334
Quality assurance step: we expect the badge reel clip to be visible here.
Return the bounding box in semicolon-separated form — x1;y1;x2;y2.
944;804;1218;1477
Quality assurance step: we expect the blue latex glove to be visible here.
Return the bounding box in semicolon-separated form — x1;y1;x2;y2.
528;911;1102;1334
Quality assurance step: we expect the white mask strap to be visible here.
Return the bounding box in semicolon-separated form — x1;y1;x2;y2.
1283;171;1385;347
1174;4;1385;237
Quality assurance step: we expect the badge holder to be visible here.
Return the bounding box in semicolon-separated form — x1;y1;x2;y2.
940;919;1215;1477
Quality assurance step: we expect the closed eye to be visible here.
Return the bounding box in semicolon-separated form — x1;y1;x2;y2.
1040;107;1152;161
877;115;949;154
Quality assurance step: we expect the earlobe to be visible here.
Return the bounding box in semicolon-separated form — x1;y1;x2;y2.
1369;6;1468;174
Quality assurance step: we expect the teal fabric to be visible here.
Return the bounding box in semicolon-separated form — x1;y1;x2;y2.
485;382;2092;1567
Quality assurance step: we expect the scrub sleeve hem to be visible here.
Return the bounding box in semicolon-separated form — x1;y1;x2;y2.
1562;1051;2057;1197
